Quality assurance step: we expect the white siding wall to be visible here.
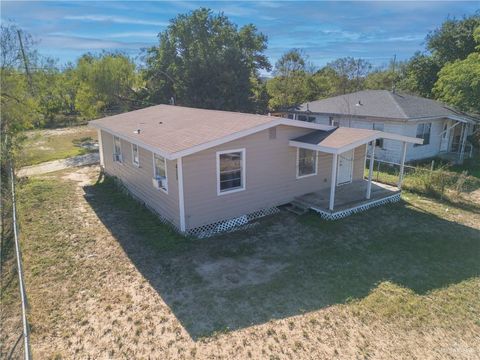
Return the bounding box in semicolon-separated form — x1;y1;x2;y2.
101;130;181;228
403;121;443;161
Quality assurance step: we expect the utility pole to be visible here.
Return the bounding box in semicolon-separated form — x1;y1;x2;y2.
17;29;34;94
391;54;397;93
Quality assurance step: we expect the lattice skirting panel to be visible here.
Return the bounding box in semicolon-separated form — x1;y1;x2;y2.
311;193;401;221
187;207;280;239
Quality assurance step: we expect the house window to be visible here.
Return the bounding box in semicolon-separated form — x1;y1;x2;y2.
330;117;340;127
297;148;317;178
307;116;316;122
373;123;384;148
132;144;140;167
415;123;431;146
153;154;168;192
298;115;307;121
287;114;294;119
113;136;122;162
217;149;245;195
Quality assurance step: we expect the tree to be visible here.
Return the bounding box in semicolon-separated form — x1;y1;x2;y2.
74;53;142;118
398;53;441;98
434;49;480;113
266;49;316;109
144;8;270;112
427;13;480;65
1;23;39;163
326;57;372;94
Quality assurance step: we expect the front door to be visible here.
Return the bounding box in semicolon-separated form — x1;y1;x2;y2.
440;121;450;152
337;149;354;185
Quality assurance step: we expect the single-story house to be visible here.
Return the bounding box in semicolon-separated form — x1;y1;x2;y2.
283;90;479;164
90;105;421;237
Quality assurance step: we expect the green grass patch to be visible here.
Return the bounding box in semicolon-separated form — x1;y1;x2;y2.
86;175;190;253
18;127;98;166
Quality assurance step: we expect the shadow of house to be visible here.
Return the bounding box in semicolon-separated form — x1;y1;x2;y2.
84;179;480;340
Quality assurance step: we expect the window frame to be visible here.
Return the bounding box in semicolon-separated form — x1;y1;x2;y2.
414;123;431;147
152;153;168;193
216;148;246;196
373;122;384;149
113;136;122;163
131;143;140;167
296;148;318;179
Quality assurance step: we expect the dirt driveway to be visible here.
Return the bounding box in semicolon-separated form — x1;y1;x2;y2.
16;166;480;359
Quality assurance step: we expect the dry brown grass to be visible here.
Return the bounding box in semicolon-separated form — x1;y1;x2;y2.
15;166;480;359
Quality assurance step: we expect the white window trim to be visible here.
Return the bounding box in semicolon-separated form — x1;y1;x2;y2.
113;136;122;163
131;143;140;167
152;153;168;194
415;122;432;147
296;148;318;179
216;148;246;196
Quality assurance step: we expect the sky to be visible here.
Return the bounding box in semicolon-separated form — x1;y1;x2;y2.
1;1;479;73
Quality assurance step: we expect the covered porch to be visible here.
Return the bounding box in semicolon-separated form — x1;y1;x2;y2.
294;180;400;220
289;127;422;220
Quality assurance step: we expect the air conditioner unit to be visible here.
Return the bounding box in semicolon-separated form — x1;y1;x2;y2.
113;153;123;162
152;176;166;190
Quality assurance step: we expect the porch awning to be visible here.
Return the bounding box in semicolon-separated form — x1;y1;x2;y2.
289;127;423;154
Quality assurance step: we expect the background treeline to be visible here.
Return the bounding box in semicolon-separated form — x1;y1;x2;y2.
1;9;479;153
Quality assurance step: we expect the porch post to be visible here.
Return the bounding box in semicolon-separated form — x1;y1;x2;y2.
97;129;104;167
366;141;376;199
459;123;468;163
398;141;407;189
329;153;338;211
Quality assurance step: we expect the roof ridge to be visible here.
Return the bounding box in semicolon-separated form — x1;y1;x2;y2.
386;91;409;119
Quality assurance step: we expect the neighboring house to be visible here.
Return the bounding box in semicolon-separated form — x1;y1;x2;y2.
284;90;479;164
90;105;420;237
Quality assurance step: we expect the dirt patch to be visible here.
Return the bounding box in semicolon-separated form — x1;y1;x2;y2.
196;257;286;289
61;166;97;187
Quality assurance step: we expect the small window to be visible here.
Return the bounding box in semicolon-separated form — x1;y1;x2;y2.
217;149;245;195
287;114;294;119
298;115;307;121
415;123;431;146
132;144;140;167
307;116;316;122
330;117;340;127
297;148;317;178
373;123;384;148
113;136;122;162
153;154;167;192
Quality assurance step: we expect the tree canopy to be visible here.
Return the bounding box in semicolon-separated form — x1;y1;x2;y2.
144;8;270;112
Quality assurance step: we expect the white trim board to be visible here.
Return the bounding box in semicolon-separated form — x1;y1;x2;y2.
296;148;318;179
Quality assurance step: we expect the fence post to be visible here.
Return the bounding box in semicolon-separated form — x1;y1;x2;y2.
376;161;380;182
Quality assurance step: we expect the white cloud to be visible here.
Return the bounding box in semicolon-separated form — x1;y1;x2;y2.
64;14;168;26
40;34;152;50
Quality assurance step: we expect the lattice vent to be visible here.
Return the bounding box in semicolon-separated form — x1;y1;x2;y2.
312;193;401;220
187;207;280;238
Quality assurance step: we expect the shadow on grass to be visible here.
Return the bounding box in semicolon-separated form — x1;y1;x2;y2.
84;176;480;340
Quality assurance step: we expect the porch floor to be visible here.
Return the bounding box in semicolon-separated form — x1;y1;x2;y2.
295;180;400;214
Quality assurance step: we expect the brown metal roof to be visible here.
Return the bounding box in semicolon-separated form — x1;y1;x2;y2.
90;105;278;155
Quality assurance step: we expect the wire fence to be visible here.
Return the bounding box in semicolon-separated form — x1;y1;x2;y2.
0;163;31;360
365;157;479;198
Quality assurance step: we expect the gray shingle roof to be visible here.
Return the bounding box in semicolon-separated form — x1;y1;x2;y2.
293;90;475;121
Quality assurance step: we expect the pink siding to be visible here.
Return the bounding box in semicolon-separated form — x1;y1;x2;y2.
101;130;180;228
182;125;366;230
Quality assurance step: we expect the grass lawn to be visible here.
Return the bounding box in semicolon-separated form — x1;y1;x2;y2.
18;126;98;166
15;166;480;359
